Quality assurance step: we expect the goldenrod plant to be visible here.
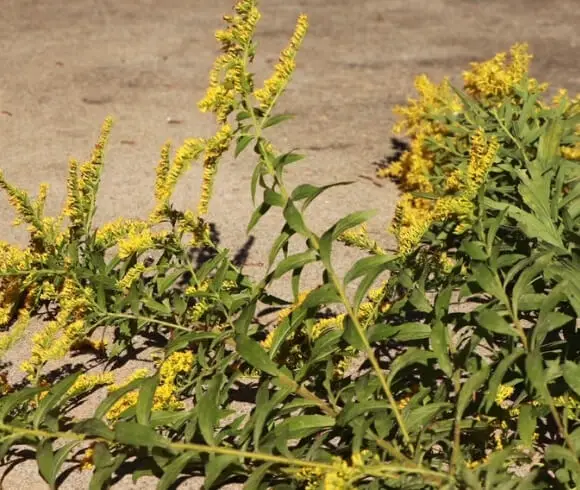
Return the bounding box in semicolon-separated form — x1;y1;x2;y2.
0;1;579;488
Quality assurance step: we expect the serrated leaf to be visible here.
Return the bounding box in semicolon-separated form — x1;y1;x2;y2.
477;309;518;337
198;374;225;446
525;352;551;402
518;404;536;447
271;415;335;440
136;375;159;426
472;264;509;306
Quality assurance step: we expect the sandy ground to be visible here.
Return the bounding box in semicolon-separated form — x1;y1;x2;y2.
0;0;579;487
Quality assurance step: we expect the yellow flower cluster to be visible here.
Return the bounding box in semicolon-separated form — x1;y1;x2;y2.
199;0;260;122
392;128;498;256
294;451;376;490
150;138;206;222
198;124;233;216
63;118;113;232
393;75;462;136
106;352;194;421
495;384;515;406
94;218;149;249
67;372;115;398
117;263;149;292
378;135;435;193
79;447;95;471
117;229;168;260
337;224;385;255
463;44;546;100
21;279;93;378
0;308;30;357
254;14;308;110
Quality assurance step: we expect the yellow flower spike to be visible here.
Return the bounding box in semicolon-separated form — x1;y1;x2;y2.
67;372;115;398
151;137;206;222
495;384;515;405
197;124;234;215
463;43;545;100
310;314;346;340
117;229;155;259
159;351;195;384
338;224;385;255
117;263;148;292
0;309;30;357
79;447;95;471
95;218;150;249
254;14;308;110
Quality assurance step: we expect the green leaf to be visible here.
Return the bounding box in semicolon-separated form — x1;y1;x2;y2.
270;415;335;440
263;189;286;207
319;210;377;266
243;462;274;490
283;200;311;237
114;422;168;449
409;288;432;313
198;374;225;446
157;453;196;490
563;361;580;397
484;348;525;412
344;254;397;285
387;349;436;387
461;241;488;261
73;418;115;440
431;320;453;377
136;375;159;426
204;455;238;489
247;202;271;233
405;402;452;433
472;264;509;306
274;151;305;168
262;113;294;129
525;352;550;402
273;250;318;279
368;322;431;342
477;309;518;337
301;283;341;309
456;365;490;420
518;404;536;448
33;372;81;429
337;401;391;426
235;135;254;157
545;445;580;475
291;181;353;210
235;334;281;376
89;445;126;490
0;386;44;422
95;378;144;419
